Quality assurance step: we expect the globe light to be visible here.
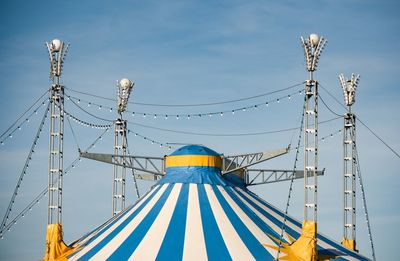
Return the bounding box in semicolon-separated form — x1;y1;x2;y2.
51;39;62;52
117;78;134;114
309;34;320;46
119;78;133;89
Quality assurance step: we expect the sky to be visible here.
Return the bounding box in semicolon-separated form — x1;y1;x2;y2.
0;0;399;260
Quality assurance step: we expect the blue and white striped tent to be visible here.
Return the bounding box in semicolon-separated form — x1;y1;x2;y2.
67;145;369;260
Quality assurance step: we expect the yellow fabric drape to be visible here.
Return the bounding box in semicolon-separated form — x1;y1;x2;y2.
264;221;319;260
342;238;357;251
43;224;74;261
286;221;318;261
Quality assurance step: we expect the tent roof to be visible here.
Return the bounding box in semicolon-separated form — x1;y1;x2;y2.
67;146;370;260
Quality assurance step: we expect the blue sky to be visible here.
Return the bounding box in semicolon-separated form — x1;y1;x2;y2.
0;0;399;260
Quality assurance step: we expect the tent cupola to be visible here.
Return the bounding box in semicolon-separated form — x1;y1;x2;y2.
160;145;226;185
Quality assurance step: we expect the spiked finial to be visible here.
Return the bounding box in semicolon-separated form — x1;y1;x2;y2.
301;33;327;72
339;73;360;107
45;39;69;80
117;78;134;114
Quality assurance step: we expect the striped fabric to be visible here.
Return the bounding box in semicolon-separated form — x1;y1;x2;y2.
67;145;370;260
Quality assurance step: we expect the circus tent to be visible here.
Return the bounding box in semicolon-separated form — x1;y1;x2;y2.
62;145;369;260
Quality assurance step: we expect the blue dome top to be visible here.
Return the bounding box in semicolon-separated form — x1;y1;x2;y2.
159;145;226;186
169;145;220;156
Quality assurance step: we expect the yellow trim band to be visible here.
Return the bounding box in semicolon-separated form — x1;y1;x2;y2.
166;155;222;168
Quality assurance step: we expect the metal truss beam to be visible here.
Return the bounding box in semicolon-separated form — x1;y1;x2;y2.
246;169;325;186
81;148;323;187
222;147;289;174
80;152;164;179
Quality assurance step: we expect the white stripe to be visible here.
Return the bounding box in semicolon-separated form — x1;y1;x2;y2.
89;184;169;260
218;186;277;258
129;184;182;261
231;188;293;243
70;185;160;260
204;184;255;261
183;184;208;261
237;188;359;261
237;188;301;235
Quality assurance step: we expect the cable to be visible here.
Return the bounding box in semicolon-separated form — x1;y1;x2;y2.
66;116;81;151
65;88;302;120
68;98;114;122
355;147;376;261
62;108;169;149
65;82;304;107
320;83;400;159
0;127;110;238
357;117;400;159
0;101;50;235
0;97;49;146
127;129;173;150
126;139;140;199
64;110;113;129
320;84;346;111
318;94;343;117
130;117;341;137
0;88;50;140
277;96;306;259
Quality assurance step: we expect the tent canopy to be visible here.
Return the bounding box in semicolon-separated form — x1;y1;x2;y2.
67;145;369;260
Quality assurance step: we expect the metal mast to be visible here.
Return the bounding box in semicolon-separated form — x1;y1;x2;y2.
43;38;72;261
113;78;134;216
46;39;69;225
301;34;326;223
339;73;360;251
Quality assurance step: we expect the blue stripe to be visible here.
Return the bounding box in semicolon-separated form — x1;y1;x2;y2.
107;184;174;260
224;187;282;244
234;188;301;240
156;184;189;261
243;189;370;260
76;185;164;260
197;185;231;261
212;185;272;260
68;187;158;259
246;189;302;227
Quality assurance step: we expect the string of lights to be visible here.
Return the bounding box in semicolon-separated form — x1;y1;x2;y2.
130;116;342;137
64;82;304;107
64;109;113;129
126;140;141;199
62;107;172;150
0;89;50;141
65;88;303;120
0;127;110;239
66;91;341;146
0;98;50;146
292;128;343;151
277;97;305;259
67;97;114;122
355;148;376;261
127;129;172;150
0;102;50;236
